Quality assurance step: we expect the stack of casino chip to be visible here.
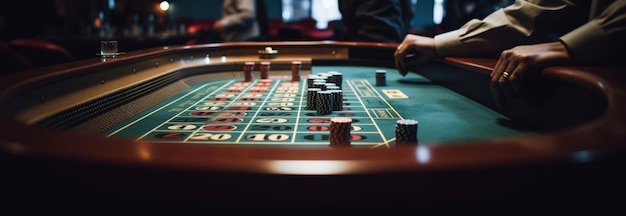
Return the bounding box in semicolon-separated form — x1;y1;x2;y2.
304;72;346;114
308;72;343;89
327;86;343;111
243;62;255;82
316;90;333;115
324;83;337;91
376;70;386;86
330;117;352;147
306;75;317;88
395;119;418;145
307;76;321;87
260;61;271;79
318;72;332;82
291;61;302;82
306;88;321;110
327;71;343;89
313;79;327;90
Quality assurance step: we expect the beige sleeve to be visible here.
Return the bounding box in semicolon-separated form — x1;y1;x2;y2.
560;0;626;65
434;0;579;57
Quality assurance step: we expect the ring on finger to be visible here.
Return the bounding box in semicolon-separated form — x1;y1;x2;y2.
502;72;510;79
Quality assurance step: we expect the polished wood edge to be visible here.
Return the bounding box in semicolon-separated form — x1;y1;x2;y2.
1;42;625;175
444;57;496;74
0;41;395;103
443;56;626;153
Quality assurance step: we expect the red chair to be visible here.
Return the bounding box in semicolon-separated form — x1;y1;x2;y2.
8;38;74;68
296;18;318;31
1;41;34;75
294;18;334;41
186;19;214;35
268;19;284;41
175;18;196;31
185;19;216;45
305;29;334;41
278;23;305;41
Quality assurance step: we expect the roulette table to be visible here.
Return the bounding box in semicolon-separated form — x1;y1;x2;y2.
1;41;625;214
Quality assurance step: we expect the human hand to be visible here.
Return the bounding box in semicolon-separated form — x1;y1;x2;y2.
394;34;437;76
491;41;573;108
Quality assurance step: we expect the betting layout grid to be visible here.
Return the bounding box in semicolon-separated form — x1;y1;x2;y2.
105;72;406;147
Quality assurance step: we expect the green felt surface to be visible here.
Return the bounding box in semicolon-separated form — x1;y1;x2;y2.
103;65;535;147
319;66;535;144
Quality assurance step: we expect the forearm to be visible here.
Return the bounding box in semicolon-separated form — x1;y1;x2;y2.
434;0;579;57
560;0;626;65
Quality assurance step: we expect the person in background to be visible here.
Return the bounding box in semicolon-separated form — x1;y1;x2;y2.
338;0;414;43
213;0;262;42
439;0;511;32
254;0;269;41
394;0;626;108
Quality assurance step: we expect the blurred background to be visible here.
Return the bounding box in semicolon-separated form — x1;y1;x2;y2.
0;0;512;74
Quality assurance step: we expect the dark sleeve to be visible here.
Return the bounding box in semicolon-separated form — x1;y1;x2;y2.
347;0;412;43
